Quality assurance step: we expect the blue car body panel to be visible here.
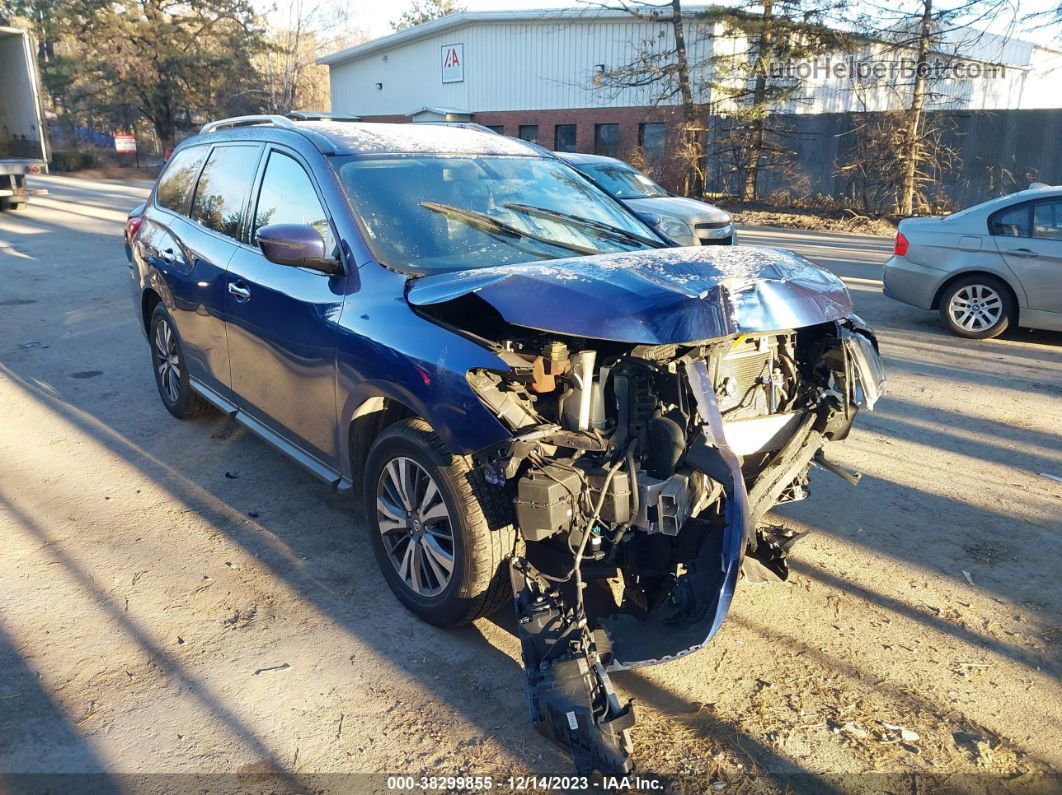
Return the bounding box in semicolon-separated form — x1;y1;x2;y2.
334;260;513;465
407;246;853;344
224;245;348;466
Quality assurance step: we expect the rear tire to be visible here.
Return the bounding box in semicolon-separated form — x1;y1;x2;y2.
938;275;1015;340
362;418;515;628
148;304;211;419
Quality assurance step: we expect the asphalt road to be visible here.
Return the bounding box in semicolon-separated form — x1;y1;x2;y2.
1;175;1060;792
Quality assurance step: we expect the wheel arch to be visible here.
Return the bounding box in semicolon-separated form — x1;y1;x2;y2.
141;288;163;334
347;395;419;496
931;269;1021;311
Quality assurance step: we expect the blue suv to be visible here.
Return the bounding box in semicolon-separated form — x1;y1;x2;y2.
129;115;885;775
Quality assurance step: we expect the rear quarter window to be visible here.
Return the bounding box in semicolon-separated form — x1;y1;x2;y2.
988;203;1031;237
155;147;208;214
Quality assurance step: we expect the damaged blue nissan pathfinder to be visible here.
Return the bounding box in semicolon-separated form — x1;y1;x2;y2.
129;117;886;776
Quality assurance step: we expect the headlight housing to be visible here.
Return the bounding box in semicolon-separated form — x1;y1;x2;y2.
839;325;886;411
654;217;695;246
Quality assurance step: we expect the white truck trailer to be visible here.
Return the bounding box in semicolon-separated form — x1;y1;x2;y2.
0;26;48;210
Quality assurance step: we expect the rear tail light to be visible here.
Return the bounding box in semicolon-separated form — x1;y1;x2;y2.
894;232;909;256
126;216;143;244
23;165;41;174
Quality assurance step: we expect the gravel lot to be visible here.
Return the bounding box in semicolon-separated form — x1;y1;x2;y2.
1;175;1060;793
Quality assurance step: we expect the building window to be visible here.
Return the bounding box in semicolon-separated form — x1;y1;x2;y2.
518;125;539;144
639;123;666;161
594;123;620;158
554;124;577;152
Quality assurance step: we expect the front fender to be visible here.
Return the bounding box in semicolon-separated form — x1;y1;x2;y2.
335;261;515;474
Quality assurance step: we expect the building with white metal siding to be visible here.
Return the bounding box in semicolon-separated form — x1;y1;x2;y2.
322;10;720;118
318;8;1062;195
320;7;1062;118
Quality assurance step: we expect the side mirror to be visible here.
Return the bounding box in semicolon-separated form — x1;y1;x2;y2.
255;223;340;274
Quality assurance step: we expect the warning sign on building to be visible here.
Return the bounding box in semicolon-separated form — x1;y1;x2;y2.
441;43;464;83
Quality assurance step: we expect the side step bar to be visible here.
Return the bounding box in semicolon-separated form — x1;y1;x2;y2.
189;378;353;494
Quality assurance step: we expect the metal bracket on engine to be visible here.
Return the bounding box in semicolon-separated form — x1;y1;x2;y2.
509;558;635;777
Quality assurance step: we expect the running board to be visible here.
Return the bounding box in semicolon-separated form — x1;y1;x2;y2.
189;378;349;493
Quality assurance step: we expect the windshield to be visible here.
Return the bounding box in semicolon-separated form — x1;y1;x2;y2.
578;162;668;200
335;155;658;274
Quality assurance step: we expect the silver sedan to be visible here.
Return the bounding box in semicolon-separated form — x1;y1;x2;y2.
883;186;1062;338
556;152;735;247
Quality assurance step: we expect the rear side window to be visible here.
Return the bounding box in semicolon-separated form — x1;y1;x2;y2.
988;204;1030;237
252;151;335;254
190;145;261;239
156;147;208;214
1033;201;1062;240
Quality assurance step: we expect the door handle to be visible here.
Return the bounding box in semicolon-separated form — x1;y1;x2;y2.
228;281;251;301
1007;248;1039;258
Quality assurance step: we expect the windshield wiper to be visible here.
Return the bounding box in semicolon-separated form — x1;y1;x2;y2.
504;203;666;249
419;202;598;256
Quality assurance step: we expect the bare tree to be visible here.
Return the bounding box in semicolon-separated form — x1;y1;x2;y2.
855;0;1015;215
701;1;853;200
1022;1;1062;41
836;106;960;214
259;0;366;114
583;1;701;189
589;1;853;199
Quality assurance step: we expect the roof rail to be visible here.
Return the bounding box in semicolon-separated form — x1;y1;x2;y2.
200;115;297;134
416;121;499;135
286;111;361;122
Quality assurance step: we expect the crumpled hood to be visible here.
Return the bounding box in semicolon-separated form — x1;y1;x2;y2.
406;246;853;345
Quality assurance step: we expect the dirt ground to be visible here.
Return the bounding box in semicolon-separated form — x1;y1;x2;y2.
1;176;1060;794
722;203;898;237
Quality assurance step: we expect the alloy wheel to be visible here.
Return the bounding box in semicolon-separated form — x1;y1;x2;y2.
376;456;455;598
154;318;181;403
948;284;1003;333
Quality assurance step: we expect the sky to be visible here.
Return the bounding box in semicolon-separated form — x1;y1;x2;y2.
309;0;1060;50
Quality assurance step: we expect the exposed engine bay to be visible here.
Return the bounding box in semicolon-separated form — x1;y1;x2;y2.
405;246;887;775
461;315;886;776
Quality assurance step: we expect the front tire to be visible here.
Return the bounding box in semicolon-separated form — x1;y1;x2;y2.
362;418;515;628
148;304;211;419
938;276;1015;339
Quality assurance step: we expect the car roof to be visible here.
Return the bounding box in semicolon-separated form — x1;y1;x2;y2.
943;185;1062;221
1002;185;1062;201
189;119;542;158
554;151;626;167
